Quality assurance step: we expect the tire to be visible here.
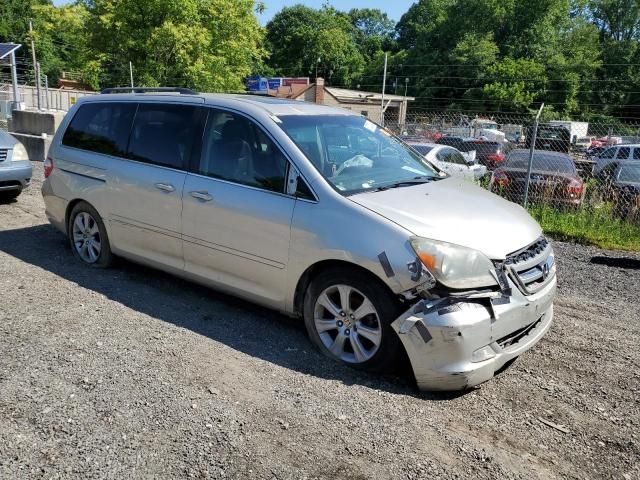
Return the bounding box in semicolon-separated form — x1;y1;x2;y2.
0;189;21;202
303;267;403;373
68;201;113;268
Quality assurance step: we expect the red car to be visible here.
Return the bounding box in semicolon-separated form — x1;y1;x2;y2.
490;150;584;207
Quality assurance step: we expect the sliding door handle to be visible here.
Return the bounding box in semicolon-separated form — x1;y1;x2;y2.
190;191;213;202
155;182;176;192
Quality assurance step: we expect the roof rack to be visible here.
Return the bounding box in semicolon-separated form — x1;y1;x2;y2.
100;87;198;95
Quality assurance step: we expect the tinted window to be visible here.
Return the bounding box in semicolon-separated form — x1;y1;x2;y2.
62;102;136;156
616;147;630;159
409;144;433;156
437;137;464;148
437;148;465;164
199;110;288;193
600;147;616;159
462;141;500;154
506;152;576;173
634;148;640;160
127;103;206;170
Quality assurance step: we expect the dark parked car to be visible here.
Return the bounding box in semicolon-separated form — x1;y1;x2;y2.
526;124;571;153
436;135;466;150
595;160;640;219
490;149;584;206
460;140;505;169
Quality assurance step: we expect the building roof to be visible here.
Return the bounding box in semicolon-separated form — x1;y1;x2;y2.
326;87;415;103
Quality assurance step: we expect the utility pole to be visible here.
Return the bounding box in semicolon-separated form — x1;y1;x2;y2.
402;77;409;133
380;52;388;127
524;103;544;208
9;50;20;109
43;71;49;110
29;20;41;110
129;61;134;88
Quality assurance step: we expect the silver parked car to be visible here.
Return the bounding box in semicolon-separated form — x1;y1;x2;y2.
0;129;32;200
42;89;557;391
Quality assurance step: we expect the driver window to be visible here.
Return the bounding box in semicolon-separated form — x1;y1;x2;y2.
199;110;288;193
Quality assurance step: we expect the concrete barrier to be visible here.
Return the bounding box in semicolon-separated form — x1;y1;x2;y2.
10;110;66;136
11;133;51;162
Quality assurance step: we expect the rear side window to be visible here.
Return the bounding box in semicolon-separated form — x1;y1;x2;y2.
128;104;207;170
62;102;136;156
634;148;640;160
616;147;630;159
600;147;616;159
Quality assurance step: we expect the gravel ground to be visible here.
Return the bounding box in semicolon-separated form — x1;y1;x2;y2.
1;162;638;479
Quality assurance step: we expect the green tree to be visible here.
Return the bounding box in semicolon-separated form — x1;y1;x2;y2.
31;3;95;88
265;5;365;85
82;0;266;91
348;8;396;59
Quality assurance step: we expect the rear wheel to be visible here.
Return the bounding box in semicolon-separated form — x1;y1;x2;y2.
68;202;113;268
303;268;402;372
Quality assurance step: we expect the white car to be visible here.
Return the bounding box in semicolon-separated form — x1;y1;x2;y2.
408;142;487;181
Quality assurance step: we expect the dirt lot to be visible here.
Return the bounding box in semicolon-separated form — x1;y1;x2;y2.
1;163;639;479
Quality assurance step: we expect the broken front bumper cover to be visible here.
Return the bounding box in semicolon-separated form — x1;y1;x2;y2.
392;275;556;391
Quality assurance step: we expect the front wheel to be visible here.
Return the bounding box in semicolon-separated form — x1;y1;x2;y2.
303;268;402;372
68;201;113;268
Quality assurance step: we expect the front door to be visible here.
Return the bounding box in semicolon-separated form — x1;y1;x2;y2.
182;109;295;309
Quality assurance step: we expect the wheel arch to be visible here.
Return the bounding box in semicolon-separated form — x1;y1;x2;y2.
293;259;399;318
65;198;102;233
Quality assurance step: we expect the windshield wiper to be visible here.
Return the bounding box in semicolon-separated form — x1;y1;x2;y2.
373;176;437;191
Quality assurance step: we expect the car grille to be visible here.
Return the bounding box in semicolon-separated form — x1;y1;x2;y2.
504;236;555;295
0;149;7;162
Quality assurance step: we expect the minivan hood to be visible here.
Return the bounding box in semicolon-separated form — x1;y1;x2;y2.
349;178;541;259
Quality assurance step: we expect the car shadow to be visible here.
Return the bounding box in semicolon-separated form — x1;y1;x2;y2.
590;255;640;270
0;223;468;401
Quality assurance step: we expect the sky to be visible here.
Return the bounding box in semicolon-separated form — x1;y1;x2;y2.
257;0;415;24
51;1;416;24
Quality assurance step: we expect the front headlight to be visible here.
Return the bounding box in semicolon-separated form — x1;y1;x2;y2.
11;142;29;162
409;237;497;289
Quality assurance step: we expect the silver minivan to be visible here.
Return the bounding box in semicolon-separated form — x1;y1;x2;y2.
42;89;556;391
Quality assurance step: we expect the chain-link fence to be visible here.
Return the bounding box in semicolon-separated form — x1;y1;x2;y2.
383;110;640;228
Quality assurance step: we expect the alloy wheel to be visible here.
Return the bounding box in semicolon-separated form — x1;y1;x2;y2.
313;284;382;363
72;212;101;263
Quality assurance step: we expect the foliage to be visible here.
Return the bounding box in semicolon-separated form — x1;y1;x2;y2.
81;0;266;91
529;203;640;251
1;0;265;92
1;0;640;120
265;5;365;85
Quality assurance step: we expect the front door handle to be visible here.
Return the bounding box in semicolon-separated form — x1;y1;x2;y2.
190;190;213;202
155;183;175;192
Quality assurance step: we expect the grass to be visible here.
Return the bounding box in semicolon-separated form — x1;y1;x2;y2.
528;203;640;251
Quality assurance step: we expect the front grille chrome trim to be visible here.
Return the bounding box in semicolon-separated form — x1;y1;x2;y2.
503;236;555;295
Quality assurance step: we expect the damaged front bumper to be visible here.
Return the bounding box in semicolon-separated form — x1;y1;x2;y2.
392;275;556;391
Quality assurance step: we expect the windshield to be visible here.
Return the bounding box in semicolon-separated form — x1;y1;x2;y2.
618;164;640;183
277;115;439;194
477;122;498;130
506;151;576;173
